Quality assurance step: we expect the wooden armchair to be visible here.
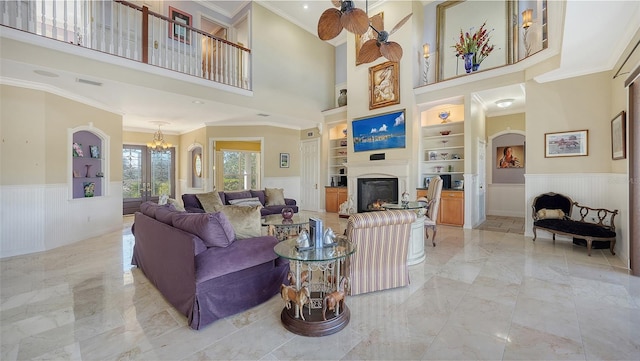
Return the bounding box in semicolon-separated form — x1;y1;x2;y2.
417;176;443;246
344;210;416;295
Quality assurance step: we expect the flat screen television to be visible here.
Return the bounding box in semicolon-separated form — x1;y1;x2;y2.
352;109;406;152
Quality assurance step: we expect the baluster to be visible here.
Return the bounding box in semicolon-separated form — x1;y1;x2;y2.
1;1;7;27
99;0;105;52
15;0;22;30
125;5;130;59
40;0;45;36
108;1;113;53
51;0;57;39
63;0;68;42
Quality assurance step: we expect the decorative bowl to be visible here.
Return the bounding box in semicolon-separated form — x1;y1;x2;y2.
438;111;451;123
440;130;451;136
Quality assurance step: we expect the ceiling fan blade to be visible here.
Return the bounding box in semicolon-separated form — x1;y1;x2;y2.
380;42;403;62
318;8;343;40
331;0;341;8
389;13;413;36
340;8;369;35
357;39;382;64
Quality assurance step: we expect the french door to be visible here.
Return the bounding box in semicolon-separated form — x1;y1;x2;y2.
122;145;175;215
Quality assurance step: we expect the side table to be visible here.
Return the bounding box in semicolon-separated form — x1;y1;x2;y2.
273;237;356;336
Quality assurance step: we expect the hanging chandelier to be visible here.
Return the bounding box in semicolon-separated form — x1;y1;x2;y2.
147;124;172;152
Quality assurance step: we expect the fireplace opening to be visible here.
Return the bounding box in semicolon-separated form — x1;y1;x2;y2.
357;178;399;212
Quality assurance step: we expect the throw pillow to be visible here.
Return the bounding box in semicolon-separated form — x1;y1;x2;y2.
140;201;159;218
167;198;186;212
265;188;285;206
537;208;565;219
196;188;225;212
155;204;178;225
227;197;264;208
219;205;262;239
172;212;236;248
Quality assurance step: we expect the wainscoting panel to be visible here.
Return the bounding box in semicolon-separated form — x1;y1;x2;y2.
1;183;123;258
525;173;629;266
487;184;526;217
263;177;301;207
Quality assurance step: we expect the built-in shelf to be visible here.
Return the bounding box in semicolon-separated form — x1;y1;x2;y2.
70;126;109;199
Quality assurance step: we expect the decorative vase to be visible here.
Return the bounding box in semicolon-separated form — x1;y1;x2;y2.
463;53;474;73
85;164;92;177
281;207;294;220
337;89;347;107
472;63;480;71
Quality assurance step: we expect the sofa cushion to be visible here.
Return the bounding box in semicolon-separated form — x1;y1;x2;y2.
172;212;236;248
536;208;565;220
224;191;253;205
227;197;263;208
265;188;285;206
250;190;266;206
196;189;225;212
194;236;279;284
155;204;178;225
219;205;262;240
140;201;159;218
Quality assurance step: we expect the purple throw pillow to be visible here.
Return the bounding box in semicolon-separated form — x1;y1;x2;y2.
250;190;266;206
140;201;159;218
155;204;178;225
172;212;236;248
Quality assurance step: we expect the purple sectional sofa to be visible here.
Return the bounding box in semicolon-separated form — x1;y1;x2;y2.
182;189;299;216
132;202;289;330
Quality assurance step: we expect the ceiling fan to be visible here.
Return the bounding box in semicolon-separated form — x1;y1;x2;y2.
317;0;369;40
357;13;413;64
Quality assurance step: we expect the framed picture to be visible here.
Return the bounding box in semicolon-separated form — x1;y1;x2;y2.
544;130;588;158
89;145;100;159
369;61;399;110
83;182;95;197
280;153;290;168
168;6;192;44
72;142;83;157
496;145;524;168
355;12;383;66
352;109;405;152
611;111;626;160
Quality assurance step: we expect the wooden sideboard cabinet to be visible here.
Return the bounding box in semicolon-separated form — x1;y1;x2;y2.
416;188;464;226
439;190;464;226
325;187;347;213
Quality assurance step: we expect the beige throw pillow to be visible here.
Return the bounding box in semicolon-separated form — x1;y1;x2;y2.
196;188;224;212
265;188;285;206
219;205;262;239
167;198;186;212
536;208;565;219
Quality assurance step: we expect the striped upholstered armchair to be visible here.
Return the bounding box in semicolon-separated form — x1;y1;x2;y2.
344;210;417;295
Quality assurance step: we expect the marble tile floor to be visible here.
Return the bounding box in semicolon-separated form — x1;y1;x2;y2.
1;211;639;361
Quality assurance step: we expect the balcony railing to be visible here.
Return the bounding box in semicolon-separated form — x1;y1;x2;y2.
0;0;251;90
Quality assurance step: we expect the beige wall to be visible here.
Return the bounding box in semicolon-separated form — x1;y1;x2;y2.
1;85;122;185
206;125;300;177
486;113;525;136
526;72;612;174
179;127;207;183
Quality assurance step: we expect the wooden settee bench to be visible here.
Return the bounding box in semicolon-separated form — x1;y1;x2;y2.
532;193;618;256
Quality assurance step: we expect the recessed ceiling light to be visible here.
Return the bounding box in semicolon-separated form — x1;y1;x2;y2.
192;100;204;104
303;4;309;10
495;99;515;108
34;70;59;77
76;78;102;86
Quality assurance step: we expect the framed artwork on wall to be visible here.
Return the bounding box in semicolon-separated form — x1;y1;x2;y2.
611;111;626;160
355;12;383;66
496;145;524;168
369;61;399;110
544;130;588;158
280;153;290;168
89;145;100;158
168;6;192;44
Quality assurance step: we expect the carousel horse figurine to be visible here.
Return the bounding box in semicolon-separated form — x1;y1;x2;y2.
280;284;311;320
322;276;349;320
287;270;309;287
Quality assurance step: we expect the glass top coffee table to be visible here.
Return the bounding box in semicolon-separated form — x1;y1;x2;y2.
274;237;356;337
261;213;309;241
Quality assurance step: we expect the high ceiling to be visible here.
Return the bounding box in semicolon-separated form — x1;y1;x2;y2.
1;0;639;134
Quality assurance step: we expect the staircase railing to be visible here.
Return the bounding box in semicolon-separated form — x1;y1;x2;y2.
0;0;251;90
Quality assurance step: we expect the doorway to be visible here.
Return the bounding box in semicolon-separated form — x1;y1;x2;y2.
300;138;321;211
122;145;175;214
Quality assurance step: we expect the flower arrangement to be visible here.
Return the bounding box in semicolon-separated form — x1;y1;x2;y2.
452;21;495;65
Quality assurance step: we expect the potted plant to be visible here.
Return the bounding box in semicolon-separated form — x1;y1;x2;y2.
452;21;495;73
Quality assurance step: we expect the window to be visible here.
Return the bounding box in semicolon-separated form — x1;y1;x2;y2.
219;150;260;191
